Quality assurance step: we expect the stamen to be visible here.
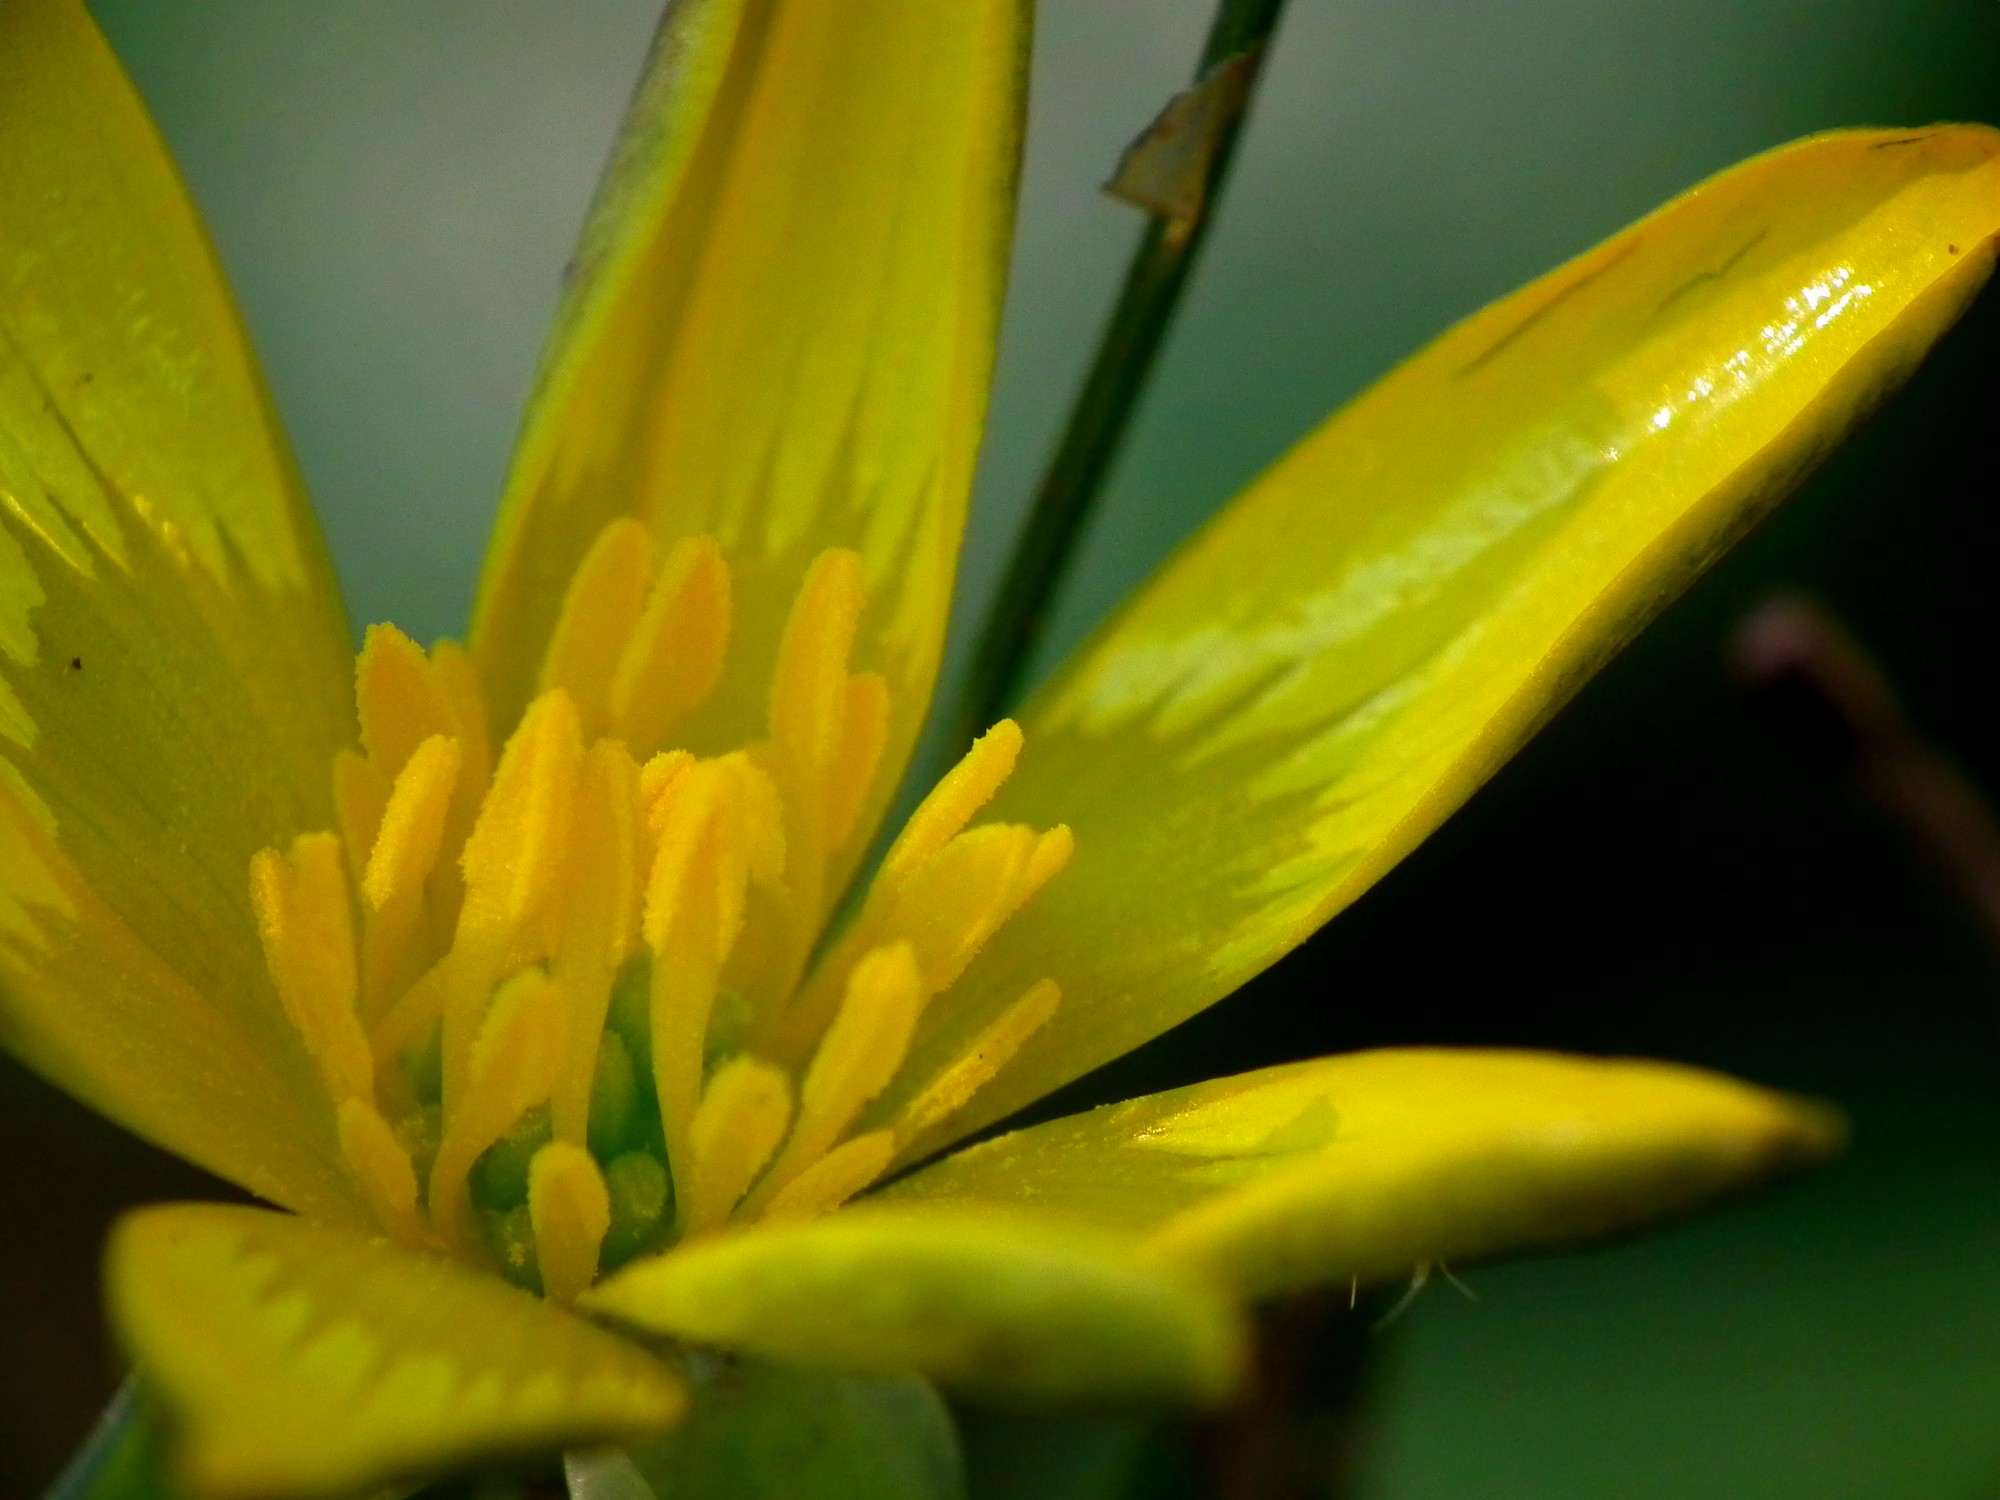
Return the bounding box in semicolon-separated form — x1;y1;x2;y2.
824;673;889;853
528;1140;611;1302
548;741;642;1146
763;727;1060;1062
880;719;1022;883
644;760;737;1194
429;968;562;1254
769;549;866;781
762;1131;896;1222
356;624;452;778
250;834;372;1106
445;691;583;1109
425;640;493;792
750;943;920;1212
332;750;387;888
254;526;1074;1281
749;549;876;1003
338;1098;425;1245
639;749;694;820
460;690;584;929
538;518;656;739
683;1056;792;1235
609;535;731;758
359;734;462;1021
361;735;461;911
642;751;783;1188
894;979;1061;1145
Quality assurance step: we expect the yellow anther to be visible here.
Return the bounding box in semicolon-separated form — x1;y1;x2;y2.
460;689;584;929
753;943;921;1211
769;548;865;778
824;672;888;853
645;761;735;1191
549;740;643;1146
250;834;372;1106
368;952;448;1070
362;735;462;912
912;823;1074;995
895;979;1061;1146
426;639;493;792
880;718;1022;884
429;967;562;1253
761;1130;896;1223
639;749;694;828
356;735;463;1024
891;824;1038;991
338;1098;426;1246
643;759;733;960
442;690;584;1110
684;1056;793;1235
254;530;1077;1287
332;750;388;888
719;752;787;891
539;517;657;739
1022;825;1075;896
417;638;492;935
356;624;452;778
528;1141;612;1302
610;534;732;759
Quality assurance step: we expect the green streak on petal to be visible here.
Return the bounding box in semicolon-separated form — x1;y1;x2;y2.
882;1049;1842;1299
885;127;2000;1156
0;0;363;1218
109;1203;683;1499
473;0;1029;900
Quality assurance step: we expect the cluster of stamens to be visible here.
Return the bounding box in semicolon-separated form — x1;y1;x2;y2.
249;520;1069;1300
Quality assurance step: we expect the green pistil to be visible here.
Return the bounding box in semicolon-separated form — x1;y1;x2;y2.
400;1023;443;1105
460;957;680;1286
474;1107;552;1209
607;954;652;1080
602;1149;671;1269
588;1030;638;1160
481;1202;541;1294
396;1103;441;1192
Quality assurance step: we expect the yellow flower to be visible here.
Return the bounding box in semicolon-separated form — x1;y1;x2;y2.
2;0;1995;1495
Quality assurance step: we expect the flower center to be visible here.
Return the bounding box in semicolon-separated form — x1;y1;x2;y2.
249;521;1069;1300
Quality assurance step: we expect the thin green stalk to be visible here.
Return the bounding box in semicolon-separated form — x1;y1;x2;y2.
951;0;1290;754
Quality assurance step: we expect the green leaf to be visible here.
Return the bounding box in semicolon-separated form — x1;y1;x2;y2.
575;1357;965;1500
45;1384;172;1500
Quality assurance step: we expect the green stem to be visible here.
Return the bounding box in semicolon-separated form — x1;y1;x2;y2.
950;0;1289;753
45;1382;157;1500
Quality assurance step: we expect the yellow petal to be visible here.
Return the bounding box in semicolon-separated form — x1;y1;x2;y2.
583;1208;1246;1408
879;1049;1842;1299
0;0;360;1216
472;0;1028;883
109;1203;684;1499
887;126;2000;1151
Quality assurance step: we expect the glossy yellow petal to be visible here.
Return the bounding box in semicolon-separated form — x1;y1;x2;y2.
881;1049;1841;1299
0;0;359;1215
583;1207;1246;1408
884;127;2000;1151
109;1203;684;1499
472;0;1028;881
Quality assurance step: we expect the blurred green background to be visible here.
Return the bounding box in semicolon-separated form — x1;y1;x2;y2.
3;1;1997;1494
